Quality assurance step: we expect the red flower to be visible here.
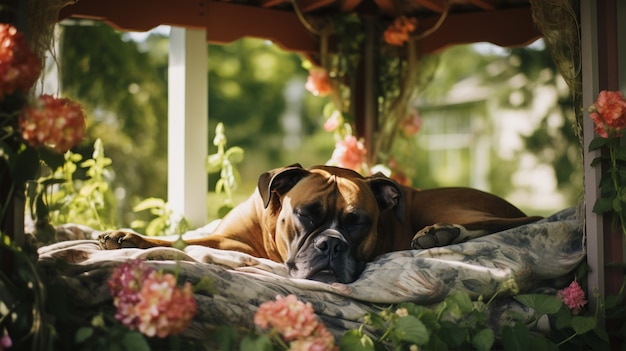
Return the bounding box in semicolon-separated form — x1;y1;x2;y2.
305;68;332;97
254;295;337;351
589;90;626;138
108;259;197;338
384;17;418;46
19;94;86;153
0;24;41;99
328;135;367;173
557;280;587;314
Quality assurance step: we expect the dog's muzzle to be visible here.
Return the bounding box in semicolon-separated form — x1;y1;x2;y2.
286;229;362;284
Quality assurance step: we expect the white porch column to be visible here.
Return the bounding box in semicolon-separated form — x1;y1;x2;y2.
168;27;208;227
580;2;603;307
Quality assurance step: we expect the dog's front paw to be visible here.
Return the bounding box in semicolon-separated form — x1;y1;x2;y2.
99;230;145;250
411;224;460;249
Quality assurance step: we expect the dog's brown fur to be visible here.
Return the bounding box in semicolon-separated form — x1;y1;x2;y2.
100;164;542;283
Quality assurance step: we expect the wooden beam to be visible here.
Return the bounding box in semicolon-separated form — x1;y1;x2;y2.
466;0;496;11
59;0;318;54
413;0;445;13
418;6;541;53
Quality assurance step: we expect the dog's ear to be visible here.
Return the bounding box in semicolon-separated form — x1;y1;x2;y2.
258;164;309;208
366;176;405;223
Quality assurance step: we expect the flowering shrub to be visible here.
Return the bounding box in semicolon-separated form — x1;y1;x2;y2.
0;24;41;99
588;90;626;235
108;259;197;338
19;94;86;153
254;294;337;351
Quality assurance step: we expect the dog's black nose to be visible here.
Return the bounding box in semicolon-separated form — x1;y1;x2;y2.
314;236;347;256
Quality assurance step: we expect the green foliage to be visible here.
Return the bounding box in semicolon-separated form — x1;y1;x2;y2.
130;197;189;237
206;122;244;218
339;287;613;351
28;138;117;234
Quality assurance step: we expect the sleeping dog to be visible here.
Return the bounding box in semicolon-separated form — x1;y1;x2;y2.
99;164;542;283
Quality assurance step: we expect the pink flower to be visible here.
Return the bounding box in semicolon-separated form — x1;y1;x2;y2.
557;280;587;314
254;295;337;351
108;259;197;338
0;24;41;99
323;111;342;132
254;294;319;340
589;90;626;138
0;329;11;350
328;135;367;172
402;108;422;136
19;94;86;153
384;16;418;46
305;68;332;97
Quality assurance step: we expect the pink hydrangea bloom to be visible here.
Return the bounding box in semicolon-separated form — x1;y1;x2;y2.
108;259;197;338
0;24;41;99
589;90;626;138
328;135;367;173
19;94;86;153
557;280;587;313
305;68;332;97
254;295;337;351
254;294;319;341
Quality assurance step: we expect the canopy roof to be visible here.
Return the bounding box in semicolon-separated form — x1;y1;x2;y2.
59;0;540;54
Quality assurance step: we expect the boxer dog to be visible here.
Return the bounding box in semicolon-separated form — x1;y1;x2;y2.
99;164;541;283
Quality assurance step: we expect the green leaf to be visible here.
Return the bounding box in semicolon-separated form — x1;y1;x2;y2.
588;137;608;151
571;316;596;335
120;331;150;351
530;335;558;351
447;291;474;313
501;323;531;351
340;330;376;351
593;197;615;214
590;156;604;167
75;327;94;343
206;153;223;173
513;294;562;316
218;204;233;218
132;197;166;212
394;315;429;345
239;334;272;351
472;328;494;351
225;146;245;163
214;326;238;351
438;321;467;347
554;304;573;330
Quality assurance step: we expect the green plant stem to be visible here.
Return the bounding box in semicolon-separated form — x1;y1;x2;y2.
556;333;577;346
608;139;626;236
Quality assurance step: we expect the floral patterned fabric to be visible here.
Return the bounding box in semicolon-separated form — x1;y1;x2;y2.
37;207;584;341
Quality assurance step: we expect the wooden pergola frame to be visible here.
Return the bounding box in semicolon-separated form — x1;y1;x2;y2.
9;0;625;319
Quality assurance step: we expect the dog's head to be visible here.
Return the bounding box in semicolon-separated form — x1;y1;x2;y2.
258;164;404;283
